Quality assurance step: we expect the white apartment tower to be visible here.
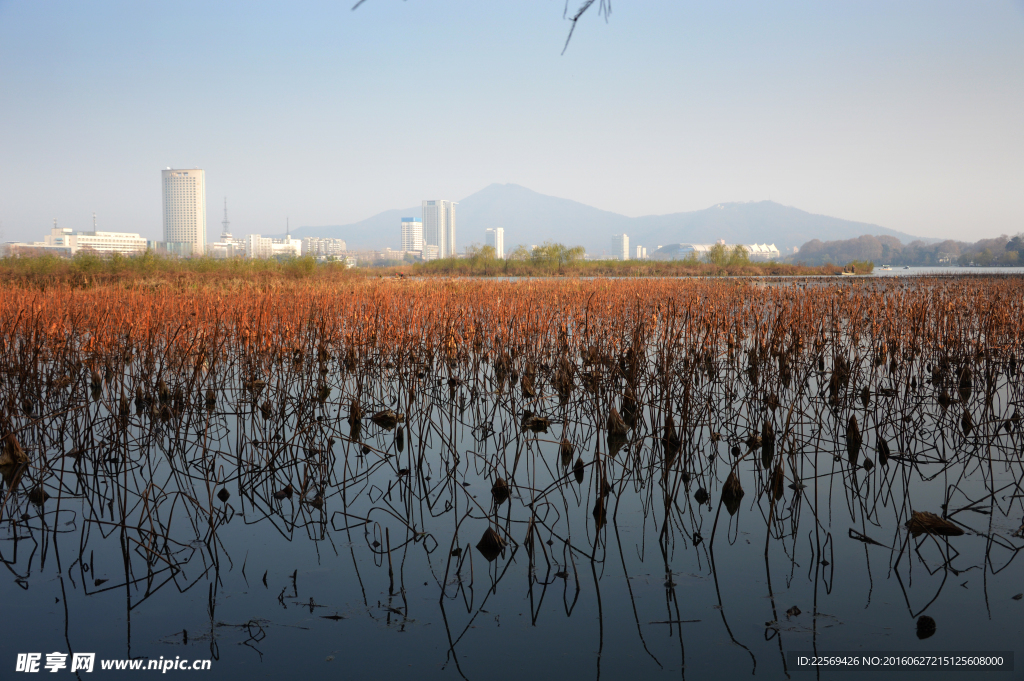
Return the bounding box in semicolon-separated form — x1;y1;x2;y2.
422;200;456;259
612;233;630;260
444;203;456;257
485;227;504;258
162;168;207;255
401;217;424;253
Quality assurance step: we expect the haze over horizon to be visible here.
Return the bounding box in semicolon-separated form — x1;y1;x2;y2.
1;1;1022;245
277;183;935;256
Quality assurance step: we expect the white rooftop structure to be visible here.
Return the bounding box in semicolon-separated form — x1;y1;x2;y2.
651;242;781;262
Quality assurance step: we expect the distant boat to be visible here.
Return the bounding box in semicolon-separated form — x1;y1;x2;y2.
903;266;910;270
881;265;891;271
841;271;856;276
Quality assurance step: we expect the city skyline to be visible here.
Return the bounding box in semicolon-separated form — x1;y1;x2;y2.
1;2;1021;245
0;179;893;260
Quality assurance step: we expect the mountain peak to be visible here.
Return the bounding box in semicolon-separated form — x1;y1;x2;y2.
285;185;925;254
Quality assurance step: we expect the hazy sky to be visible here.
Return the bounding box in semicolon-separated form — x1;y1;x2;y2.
2;0;1022;243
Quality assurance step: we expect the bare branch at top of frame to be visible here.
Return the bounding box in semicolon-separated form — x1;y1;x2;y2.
562;0;611;55
348;0;613;53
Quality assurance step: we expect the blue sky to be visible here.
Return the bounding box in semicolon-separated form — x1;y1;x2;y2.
1;0;1022;243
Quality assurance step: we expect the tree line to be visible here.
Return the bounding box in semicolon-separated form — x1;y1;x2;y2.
789;233;1024;267
411;240;868;277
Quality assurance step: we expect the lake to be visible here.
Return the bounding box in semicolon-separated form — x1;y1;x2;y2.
870;266;1023;277
1;277;1022;679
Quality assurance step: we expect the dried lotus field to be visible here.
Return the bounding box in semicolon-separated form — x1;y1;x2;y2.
2;276;1024;680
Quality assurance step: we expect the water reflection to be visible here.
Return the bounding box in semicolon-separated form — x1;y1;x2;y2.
1;277;1022;679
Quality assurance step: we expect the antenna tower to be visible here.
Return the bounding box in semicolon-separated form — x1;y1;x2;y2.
221;197;230;237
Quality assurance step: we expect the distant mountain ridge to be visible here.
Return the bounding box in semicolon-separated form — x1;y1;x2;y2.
281;183;932;255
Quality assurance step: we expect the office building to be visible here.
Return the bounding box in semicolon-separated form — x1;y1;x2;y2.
612;234;630;260
485;227;504;258
635;245;647;260
161;168;207;256
20;219;149;256
422;200;456;259
301;237;348;258
401;217;424;253
381;247;417;261
207;236;245;259
65;229;148;255
246;234;301;259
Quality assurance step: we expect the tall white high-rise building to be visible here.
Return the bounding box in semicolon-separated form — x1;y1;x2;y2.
444;203;456;257
401;217;424;253
162;168;207;256
422;200;457;259
485;227;504;258
612;234;630;260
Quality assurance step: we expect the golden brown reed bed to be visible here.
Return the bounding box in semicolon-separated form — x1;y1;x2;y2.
3;275;1021;520
1;277;1019;387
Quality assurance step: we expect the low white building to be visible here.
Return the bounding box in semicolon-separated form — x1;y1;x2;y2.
9;225;149;256
651;241;780;262
246;234;301;259
301;237;347;258
381;248;417;261
53;227;148;255
207;230;246;258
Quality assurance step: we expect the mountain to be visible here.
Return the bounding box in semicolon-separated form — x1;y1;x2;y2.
455;183;634;255
282;184;931;255
283;183;634;253
629;201;932;256
286;207;417;252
